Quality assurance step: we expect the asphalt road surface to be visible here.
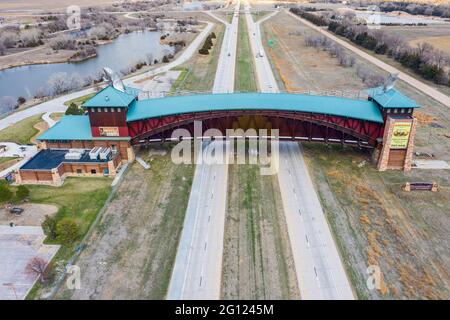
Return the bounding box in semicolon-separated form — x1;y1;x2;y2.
208;1;240;93
244;2;279;93
278;142;354;299
167;141;229;299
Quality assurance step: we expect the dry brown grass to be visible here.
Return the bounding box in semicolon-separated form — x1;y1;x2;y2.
414;111;436;125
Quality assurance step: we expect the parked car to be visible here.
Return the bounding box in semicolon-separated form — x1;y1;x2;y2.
9;207;24;215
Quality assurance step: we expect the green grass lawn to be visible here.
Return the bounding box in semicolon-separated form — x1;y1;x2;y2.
235;15;257;92
0;113;44;144
63;93;95;107
24;177;112;299
0;157;16;165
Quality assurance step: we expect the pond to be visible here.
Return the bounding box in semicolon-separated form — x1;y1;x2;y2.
0;30;174;101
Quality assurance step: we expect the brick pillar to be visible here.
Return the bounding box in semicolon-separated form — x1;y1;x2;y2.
403;117;417;171
107;160;117;176
127;146;135;163
51;168;62;186
377;117;394;171
377;116;416;171
15;171;22;184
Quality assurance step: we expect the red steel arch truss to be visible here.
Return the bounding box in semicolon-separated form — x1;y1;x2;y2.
128;110;384;147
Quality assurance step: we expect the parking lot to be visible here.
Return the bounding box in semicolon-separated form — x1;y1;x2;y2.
0;226;59;300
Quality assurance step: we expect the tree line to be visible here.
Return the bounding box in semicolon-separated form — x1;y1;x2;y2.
198;32;217;55
290;8;450;87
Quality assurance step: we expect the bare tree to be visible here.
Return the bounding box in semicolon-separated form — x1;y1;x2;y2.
0;31;18;48
50;34;77;50
19;29;42;47
47;72;69;95
25;257;49;283
0;96;17;114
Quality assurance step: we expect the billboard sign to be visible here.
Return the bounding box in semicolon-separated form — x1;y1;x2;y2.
99;127;119;137
390;122;412;149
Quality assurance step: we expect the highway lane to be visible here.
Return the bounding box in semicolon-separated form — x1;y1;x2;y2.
244;2;279;93
278;142;354;300
245;2;354;299
208;1;240;93
167;1;240;300
167;141;229;299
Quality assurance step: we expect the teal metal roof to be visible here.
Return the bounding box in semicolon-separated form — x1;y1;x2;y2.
37;115;130;141
367;87;419;109
127;93;384;123
37;115;93;140
83;86;136;108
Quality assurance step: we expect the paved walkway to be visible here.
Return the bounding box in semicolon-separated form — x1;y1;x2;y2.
287;10;450;107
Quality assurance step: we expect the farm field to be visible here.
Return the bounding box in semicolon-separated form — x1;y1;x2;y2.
383;25;450;55
0;0;121;11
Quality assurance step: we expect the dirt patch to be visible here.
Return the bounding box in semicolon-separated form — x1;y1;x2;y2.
0;203;58;226
221;164;300;299
57;148;194;299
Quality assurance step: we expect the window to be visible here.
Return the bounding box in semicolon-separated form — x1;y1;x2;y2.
91;108;95;113
76;169;82;174
393;108;398;113
103;108;108;112
91;169;97;174
97;108;101;112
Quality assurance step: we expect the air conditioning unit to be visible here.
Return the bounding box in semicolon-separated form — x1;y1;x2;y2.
89;147;102;160
65;152;83;160
69;148;85;154
99;148;111;160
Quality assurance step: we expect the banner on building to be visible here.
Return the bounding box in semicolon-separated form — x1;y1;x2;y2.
390;122;412;149
99;127;119;137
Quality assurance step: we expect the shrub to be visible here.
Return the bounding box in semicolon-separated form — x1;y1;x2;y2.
17;97;26;105
16;185;30;201
42;215;58;240
65;102;84;115
0;181;13;204
56;218;79;244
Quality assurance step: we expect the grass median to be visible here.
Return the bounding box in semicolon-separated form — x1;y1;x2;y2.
235;15;257;92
